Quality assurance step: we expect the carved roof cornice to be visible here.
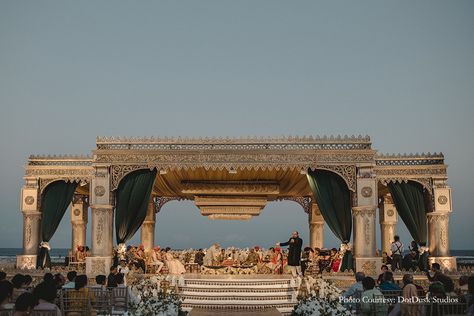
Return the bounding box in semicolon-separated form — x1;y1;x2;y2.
28;155;93;166
95;135;372;150
375;153;444;166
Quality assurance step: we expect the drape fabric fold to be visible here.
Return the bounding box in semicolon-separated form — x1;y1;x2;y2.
307;169;352;242
38;180;78;268
388;181;428;244
115;169;157;244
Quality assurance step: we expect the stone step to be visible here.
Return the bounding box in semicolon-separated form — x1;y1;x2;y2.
183;279;294;289
181;295;294;302
179;287;295;296
182;302;296;310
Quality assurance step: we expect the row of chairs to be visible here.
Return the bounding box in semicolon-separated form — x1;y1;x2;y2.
59;287;129;315
0;287;130;316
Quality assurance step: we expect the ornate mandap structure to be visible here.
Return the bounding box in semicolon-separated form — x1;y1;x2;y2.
16;136;456;276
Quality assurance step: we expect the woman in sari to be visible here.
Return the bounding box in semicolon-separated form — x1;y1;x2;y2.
164;247;186;275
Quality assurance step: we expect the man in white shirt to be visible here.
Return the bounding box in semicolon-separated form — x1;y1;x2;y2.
117;260;130;285
390;235;404;271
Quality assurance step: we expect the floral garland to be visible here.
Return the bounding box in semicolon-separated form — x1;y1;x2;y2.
292;277;350;316
200;265;258;275
126;275;187;316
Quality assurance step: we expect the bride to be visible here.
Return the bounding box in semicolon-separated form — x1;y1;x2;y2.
164;247;186;275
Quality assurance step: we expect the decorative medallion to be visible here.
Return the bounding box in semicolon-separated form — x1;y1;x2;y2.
438;195;448;205
387;209;394;217
24;196;35;205
73;209;81;216
361;186;373;198
94;185;106;197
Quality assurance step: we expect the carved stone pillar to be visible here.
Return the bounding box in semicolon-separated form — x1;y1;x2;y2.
17;180;41;269
90;205;113;257
379;194;397;256
428;212;450;257
71;198;88;253
427;184;456;271
140;200;156;251
86;166;113;276
308;203;324;249
352;206;377;258
352;168;382;275
23;212;42;256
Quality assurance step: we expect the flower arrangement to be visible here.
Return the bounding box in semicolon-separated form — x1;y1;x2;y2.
292;277;350;316
126;275;187;316
292;297;351;316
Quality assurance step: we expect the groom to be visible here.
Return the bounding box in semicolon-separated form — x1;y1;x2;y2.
277;231;303;277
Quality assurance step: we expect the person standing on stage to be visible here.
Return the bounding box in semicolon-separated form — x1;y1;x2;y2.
390;235;404;271
277;231;303;277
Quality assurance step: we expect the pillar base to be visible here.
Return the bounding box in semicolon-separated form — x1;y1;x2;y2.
86;256;113;277
354;257;383;276
16;255;37;270
428;256;457;272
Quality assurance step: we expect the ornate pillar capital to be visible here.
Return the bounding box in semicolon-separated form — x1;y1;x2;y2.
352;205;377;217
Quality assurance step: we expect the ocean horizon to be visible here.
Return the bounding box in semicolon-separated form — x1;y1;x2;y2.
1;248;474;264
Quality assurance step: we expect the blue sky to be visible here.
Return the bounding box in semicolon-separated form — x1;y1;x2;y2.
0;1;473;250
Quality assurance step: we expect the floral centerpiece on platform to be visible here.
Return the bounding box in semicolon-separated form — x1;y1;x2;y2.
292;277;350;316
126;275;187;316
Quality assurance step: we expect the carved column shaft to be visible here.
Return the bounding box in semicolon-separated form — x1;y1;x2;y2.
352;206;377;257
71;201;88;253
379;195;398;256
428;212;450;257
90;205;113;257
140;201;156;251
23;212;42;255
308;203;324;249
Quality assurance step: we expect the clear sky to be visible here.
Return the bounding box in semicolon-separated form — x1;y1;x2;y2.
0;1;473;250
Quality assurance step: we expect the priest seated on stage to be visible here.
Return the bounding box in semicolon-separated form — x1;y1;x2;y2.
222;255;234;267
244;248;260;266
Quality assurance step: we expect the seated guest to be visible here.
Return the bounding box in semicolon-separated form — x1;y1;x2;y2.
0;272;6;282
67;274;95;310
53;273;65;289
418;243;429;272
376;265;388;285
0;280;14;310
382;251;392;265
244;248;260;265
266;248;282;274
43;273;54;284
342;272;365;299
11;274;27;302
164;247;186;275
222;255;234;267
22;275;32;289
62;271;77;289
217;249;227;264
300;247;313;276
360;276;388;316
112;273;138;311
400;274;420;316
13;292;36;316
117;259;130;285
402;251;418;271
458;275;469;296
194;249;205;266
107;266;119;288
150;247;164;274
330;248;342;272
90;275;107;290
32;282;61;316
379;271;401;291
408;241;420;260
426;263;454;294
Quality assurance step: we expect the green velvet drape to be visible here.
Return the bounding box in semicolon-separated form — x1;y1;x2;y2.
115;169;157;244
41;180;78;242
307;169;352;242
388;181;428;244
